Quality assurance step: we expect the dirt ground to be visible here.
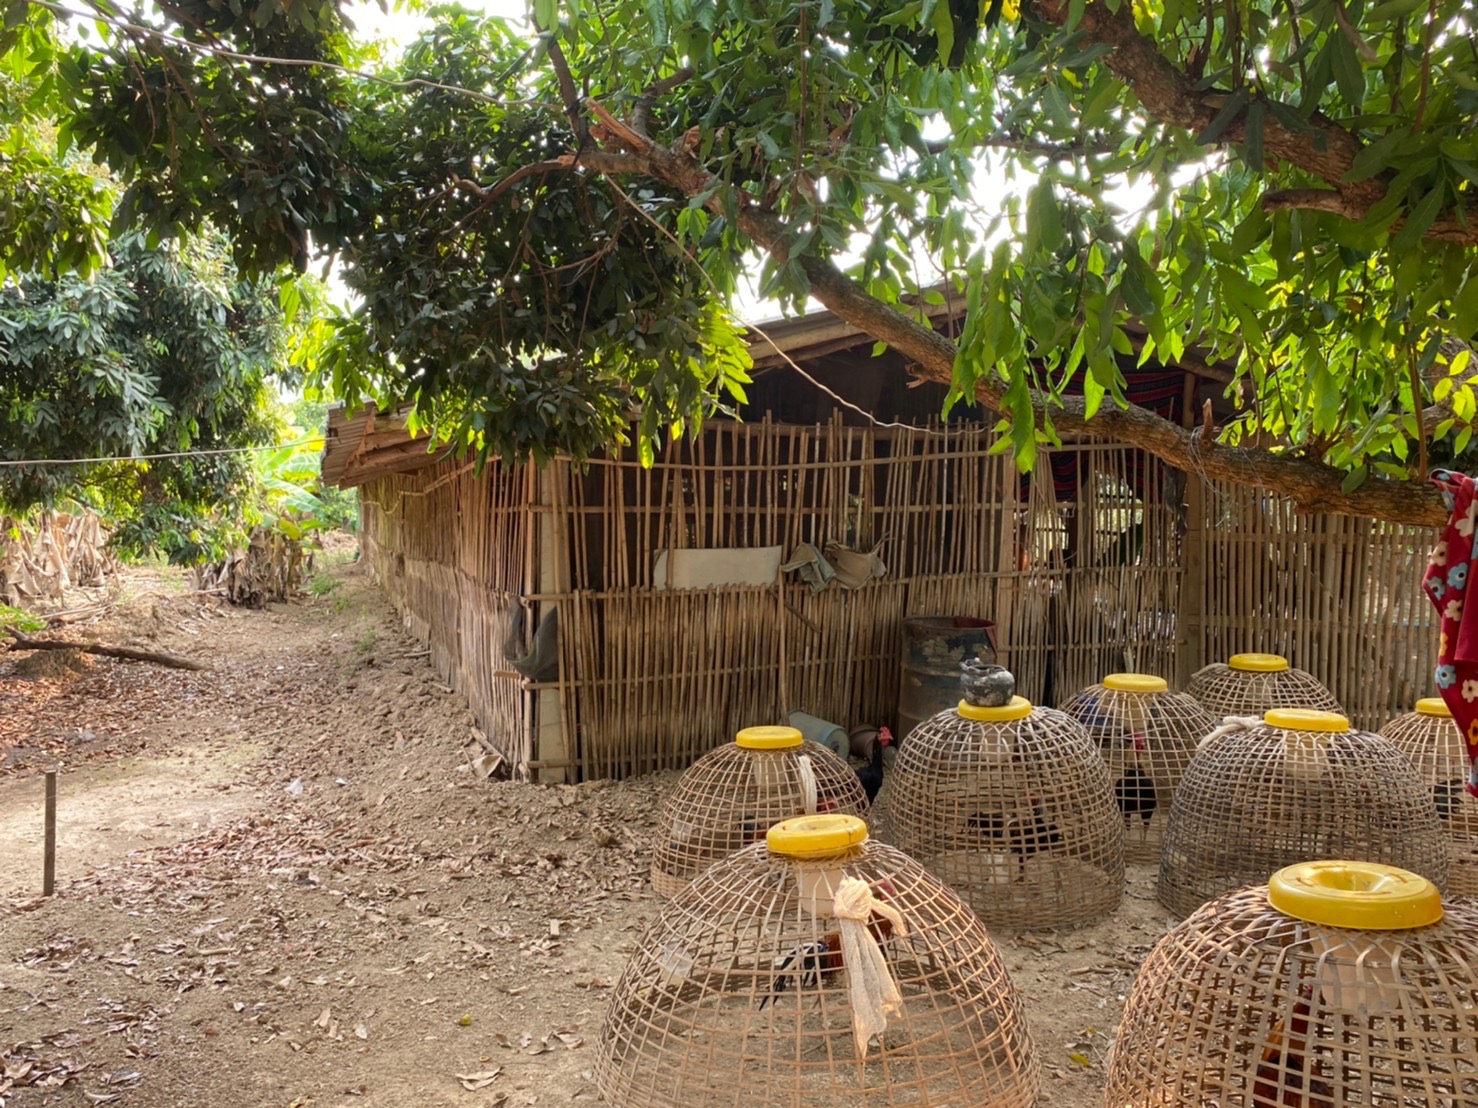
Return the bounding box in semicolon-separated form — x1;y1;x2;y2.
0;559;1176;1107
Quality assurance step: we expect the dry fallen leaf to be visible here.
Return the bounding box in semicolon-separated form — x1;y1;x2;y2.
455;1067;503;1091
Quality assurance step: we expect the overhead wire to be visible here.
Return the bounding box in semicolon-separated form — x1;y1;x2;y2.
0;437;323;466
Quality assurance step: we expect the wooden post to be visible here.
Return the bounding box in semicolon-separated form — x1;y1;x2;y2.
1176;373;1208;688
535;463;573;784
43;770;56;897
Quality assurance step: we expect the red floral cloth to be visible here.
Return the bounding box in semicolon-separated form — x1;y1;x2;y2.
1422;469;1478;797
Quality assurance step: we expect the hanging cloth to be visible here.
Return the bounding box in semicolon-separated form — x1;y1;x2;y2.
832;877;909;1059
1421;469;1478;797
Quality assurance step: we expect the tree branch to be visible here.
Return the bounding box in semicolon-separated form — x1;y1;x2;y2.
1263;187;1478;243
1260;187;1361;218
580;98;1449;528
631;66;694;137
1036;0;1478;246
544;36;588;144
460;158;576;204
4;627;208;670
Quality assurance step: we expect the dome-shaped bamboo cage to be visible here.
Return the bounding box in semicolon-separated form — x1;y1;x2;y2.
1106;861;1478;1106
888;672;1124;931
1185;652;1343;719
651;726;870;899
1380;697;1478;896
1059;673;1217;864
1158;710;1449;918
597;814;1040;1107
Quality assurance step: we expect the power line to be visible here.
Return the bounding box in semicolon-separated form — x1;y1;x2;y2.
0;437;323;467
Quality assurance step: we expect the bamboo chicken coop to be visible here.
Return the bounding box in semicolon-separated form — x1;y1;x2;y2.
597;814;1040;1107
888;672;1124;931
650;725;869;898
322;301;1441;783
1158;710;1448;918
1058;673;1216;863
1185;653;1342;718
1106;861;1478;1106
1379;697;1478;897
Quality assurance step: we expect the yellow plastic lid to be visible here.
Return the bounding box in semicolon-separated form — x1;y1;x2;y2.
1264;708;1349;732
958;695;1033;722
1102;673;1169;694
1228;652;1290;673
766;814;869;859
1269;861;1443;930
1416;697;1452;719
736;725;804;750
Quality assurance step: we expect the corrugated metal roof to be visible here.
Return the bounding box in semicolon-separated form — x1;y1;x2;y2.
321;404;445;489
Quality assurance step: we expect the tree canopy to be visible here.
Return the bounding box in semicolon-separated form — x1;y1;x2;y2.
0;224;289;562
4;0;1478;524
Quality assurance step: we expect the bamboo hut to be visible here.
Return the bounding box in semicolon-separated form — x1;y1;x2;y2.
321;302;1439;782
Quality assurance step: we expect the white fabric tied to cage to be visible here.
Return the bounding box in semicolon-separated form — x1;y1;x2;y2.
833;876;909;1059
1197;715;1262;751
796;754;819;815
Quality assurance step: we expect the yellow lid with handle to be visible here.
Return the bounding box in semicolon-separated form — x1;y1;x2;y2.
1102;673;1169;694
958;695;1033;722
1264;708;1349;732
1269;861;1443;929
1416;697;1452;718
766;814;869;859
736;725;804;750
1228;652;1290;673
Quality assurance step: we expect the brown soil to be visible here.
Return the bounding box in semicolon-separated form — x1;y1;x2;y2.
0;562;1176;1107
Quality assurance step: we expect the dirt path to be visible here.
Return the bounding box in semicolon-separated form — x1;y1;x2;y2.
0;742;266;898
0;562;1175;1107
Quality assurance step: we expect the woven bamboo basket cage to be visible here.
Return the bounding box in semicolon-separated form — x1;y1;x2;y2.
1059;673;1217;864
1379;697;1478;897
1106;860;1478;1106
1158;709;1449;918
597;814;1040;1108
888;694;1124;931
651;726;869;899
1185;652;1343;719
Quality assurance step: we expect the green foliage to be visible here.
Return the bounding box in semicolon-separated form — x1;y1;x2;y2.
945;0;1478;473
6;0;1478;501
308;572;340;596
0;602;46;631
0;228;288;563
27;3;754;468
0;11;113;278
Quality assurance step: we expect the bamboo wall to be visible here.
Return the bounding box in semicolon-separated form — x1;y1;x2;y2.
359;460;536;769
1192;482;1437;730
357;418;1438;780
